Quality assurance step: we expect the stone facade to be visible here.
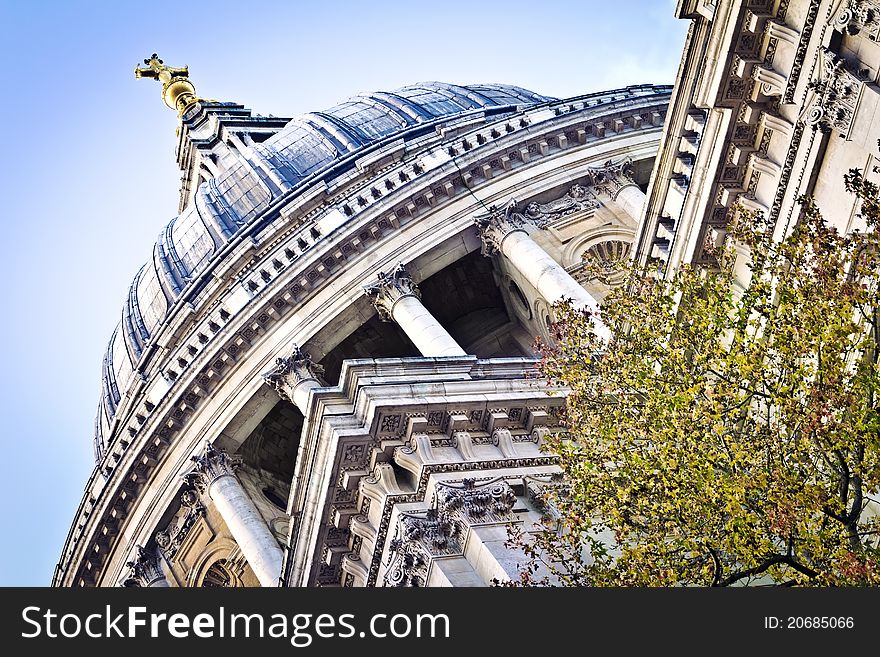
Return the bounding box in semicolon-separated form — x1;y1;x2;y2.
55;76;668;587
635;0;880;288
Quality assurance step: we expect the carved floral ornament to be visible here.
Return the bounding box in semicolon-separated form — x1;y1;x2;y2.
386;508;463;585
834;0;880;41
474;159;636;255
517;183;600;228
154;487;206;556
435;477;518;523
362;263;422;321
805;49;865;138
262;343;324;401
123;544;164;586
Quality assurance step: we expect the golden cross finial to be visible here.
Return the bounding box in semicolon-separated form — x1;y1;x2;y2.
135;53;199;114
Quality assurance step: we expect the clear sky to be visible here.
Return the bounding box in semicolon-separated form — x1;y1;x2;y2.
0;0;687;585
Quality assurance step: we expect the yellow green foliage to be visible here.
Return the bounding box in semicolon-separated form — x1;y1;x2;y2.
520;165;880;587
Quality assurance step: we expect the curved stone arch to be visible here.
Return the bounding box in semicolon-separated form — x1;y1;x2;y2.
534;298;555;346
562;227;637;269
269;516;290;543
505;276;533;322
186;538;246;588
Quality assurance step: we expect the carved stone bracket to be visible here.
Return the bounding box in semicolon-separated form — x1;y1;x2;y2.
155;487;206;557
834;1;880;41
362;263;421;321
753;64;787;97
262;344;325;402
435;477;518;525
805;49;865;138
515;184;600;228
185;442;239;492
123;545;165;587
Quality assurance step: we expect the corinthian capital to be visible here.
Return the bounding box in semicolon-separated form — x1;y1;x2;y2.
436;477;517;524
123;545;165;587
834;1;880;41
583;158;637;199
262;344;325;402
363;263;421;321
473;201;530;256
186;442;239;491
805;49;865;138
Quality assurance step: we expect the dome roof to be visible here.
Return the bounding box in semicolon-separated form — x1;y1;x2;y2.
94;81;553;460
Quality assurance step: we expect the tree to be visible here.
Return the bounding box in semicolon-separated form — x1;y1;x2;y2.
519;162;880;587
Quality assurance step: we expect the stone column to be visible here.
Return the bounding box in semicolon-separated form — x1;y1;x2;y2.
614;183;647;224
587;158;645;224
124;545;169;587
364;264;467;357
188;443;283;587
475;208;610;341
263;344;325;414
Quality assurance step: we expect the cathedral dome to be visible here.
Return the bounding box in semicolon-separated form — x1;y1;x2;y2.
95;82;554;459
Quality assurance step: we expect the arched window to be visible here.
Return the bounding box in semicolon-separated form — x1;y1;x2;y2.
201;559;238;588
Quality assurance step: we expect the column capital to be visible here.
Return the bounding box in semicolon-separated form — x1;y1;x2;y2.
834;2;880;42
262;344;325;403
186;442;239;492
584;157;638;201
123;545;165;587
436;477;517;524
473;201;530;256
363;263;421;321
384;508;462;587
805;49;865;138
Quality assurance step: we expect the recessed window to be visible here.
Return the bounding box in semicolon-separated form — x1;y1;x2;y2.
262;486;287;511
508;280;532;319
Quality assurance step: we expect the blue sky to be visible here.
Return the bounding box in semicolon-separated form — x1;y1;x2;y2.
0;0;687;585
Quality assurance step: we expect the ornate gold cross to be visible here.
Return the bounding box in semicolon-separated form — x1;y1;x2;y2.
135;53;198;114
